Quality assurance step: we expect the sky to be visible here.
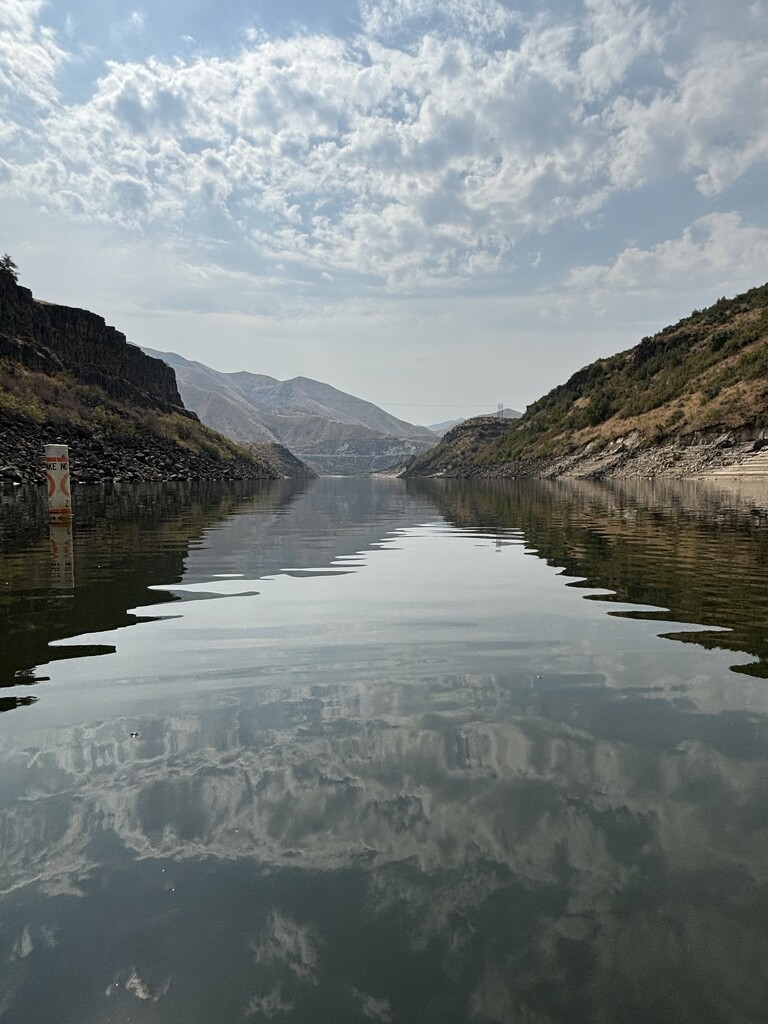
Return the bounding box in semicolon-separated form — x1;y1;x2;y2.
1;0;767;427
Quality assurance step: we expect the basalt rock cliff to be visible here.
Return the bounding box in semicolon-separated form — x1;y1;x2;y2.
0;271;310;484
0;272;183;412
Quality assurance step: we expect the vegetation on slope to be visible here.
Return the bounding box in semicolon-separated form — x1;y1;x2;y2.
411;283;768;475
0;259;284;481
0;359;260;460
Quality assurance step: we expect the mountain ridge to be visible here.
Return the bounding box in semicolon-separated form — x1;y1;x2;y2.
144;348;438;474
407;283;768;479
0;269;307;484
427;408;522;435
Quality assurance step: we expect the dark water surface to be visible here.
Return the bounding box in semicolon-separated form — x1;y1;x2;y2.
1;476;767;1023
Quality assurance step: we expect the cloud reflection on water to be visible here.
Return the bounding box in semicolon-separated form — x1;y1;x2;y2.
1;476;768;1022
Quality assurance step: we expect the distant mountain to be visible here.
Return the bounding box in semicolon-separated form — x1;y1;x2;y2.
143;349;438;475
408;283;768;479
0;270;282;485
427;409;522;435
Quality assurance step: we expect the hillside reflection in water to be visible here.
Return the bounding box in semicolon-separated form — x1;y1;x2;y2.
0;476;767;1024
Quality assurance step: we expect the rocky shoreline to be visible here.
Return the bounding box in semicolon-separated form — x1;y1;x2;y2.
0;420;281;487
406;427;768;481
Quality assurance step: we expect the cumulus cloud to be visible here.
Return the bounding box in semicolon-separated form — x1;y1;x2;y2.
1;0;766;291
569;213;768;298
608;37;768;195
0;0;67;118
0;20;608;284
578;0;671;98
359;0;519;46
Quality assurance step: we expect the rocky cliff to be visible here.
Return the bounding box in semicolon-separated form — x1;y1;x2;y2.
0;272;183;412
0;271;306;484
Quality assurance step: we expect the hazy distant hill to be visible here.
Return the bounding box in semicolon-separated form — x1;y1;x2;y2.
427;408;521;435
144;349;437;474
408;283;768;479
0;269;282;485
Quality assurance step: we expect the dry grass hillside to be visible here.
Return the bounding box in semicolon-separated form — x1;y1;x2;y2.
409;283;768;477
0;267;295;482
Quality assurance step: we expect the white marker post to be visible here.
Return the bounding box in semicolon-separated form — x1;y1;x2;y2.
44;444;72;520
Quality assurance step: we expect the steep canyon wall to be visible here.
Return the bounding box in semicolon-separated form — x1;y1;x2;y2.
0;273;184;413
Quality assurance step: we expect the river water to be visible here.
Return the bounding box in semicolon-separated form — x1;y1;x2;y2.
1;475;767;1023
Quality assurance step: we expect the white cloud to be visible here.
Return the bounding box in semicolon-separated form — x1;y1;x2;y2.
608;35;768;195
0;0;67;118
359;0;519;46
578;0;671;98
0;0;766;295
110;8;147;45
570;212;768;298
3;22;612;285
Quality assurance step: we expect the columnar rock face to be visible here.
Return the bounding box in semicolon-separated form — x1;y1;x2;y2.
0;273;184;412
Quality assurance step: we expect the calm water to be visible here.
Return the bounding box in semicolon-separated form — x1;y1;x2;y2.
1;475;768;1024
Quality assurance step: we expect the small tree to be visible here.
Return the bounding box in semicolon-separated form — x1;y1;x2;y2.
0;253;19;281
